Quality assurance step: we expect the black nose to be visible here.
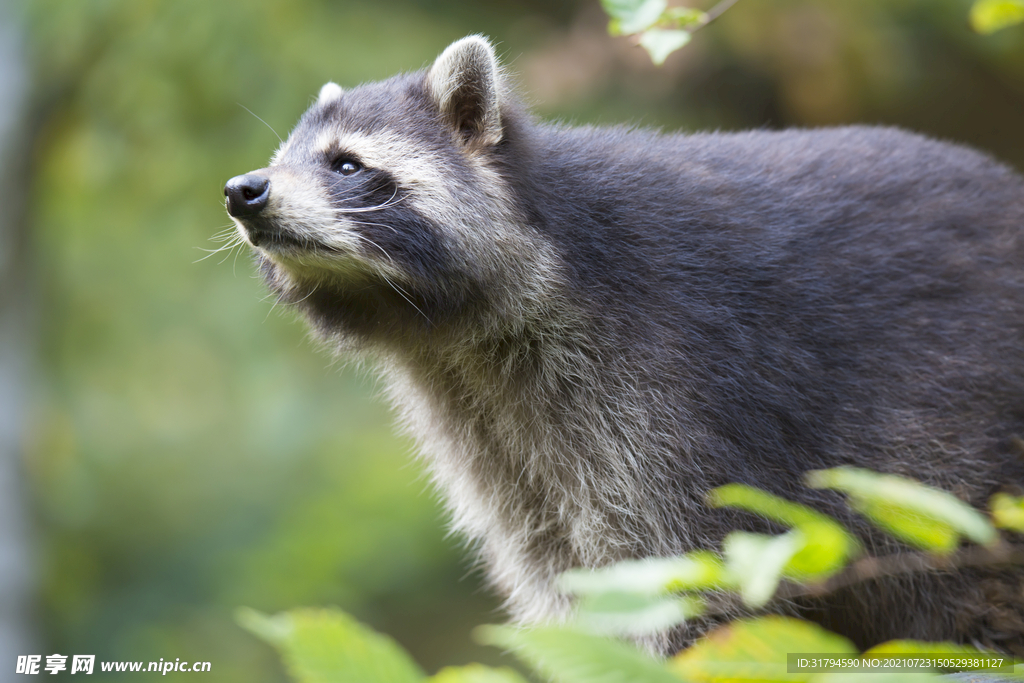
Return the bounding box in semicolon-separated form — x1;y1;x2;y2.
224;174;270;217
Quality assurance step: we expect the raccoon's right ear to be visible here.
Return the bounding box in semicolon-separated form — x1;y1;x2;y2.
426;35;503;149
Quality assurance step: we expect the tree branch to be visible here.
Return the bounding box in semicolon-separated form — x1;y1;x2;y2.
776;542;1024;601
698;0;740;29
697;542;1024;621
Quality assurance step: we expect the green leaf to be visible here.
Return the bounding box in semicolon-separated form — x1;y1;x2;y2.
670;616;856;682
574;591;705;637
601;0;667;35
805;467;998;552
970;0;1024;34
239;607;294;646
859;505;959;552
710;484;836;529
557;552;726;597
991;492;1024;532
476;624;681;683
429;664;531;683
710;485;859;579
783;520;858;580
238;607;425;683
722;531;804;608
639;29;691;65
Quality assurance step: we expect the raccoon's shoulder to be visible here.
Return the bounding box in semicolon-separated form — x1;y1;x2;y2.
509;122;1024;235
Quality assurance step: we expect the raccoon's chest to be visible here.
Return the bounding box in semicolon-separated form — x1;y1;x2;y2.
379;356;676;618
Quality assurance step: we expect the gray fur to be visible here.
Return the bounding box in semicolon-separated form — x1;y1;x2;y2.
226;36;1024;653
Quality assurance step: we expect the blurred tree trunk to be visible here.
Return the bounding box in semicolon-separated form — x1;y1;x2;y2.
0;0;38;677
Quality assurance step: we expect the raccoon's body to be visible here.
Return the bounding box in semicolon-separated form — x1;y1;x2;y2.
225;36;1024;651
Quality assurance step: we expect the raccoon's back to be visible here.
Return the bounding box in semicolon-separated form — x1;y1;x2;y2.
519;123;1024;496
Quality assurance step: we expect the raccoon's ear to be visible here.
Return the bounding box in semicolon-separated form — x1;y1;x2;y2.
426;35;503;148
318;82;344;104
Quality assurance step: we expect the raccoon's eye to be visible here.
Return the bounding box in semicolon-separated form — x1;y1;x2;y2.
332;158;362;176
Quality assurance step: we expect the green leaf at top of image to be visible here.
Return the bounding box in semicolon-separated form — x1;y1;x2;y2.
476;624;682;683
710;484;859;580
805;467;998;552
970;0;1024;34
573;591;705;637
639;29;691;65
237;607;425;683
429;664;530;683
670;616;857;682
991;492;1024;532
602;0;667;35
557;552;726;597
722;531;804;608
663;7;707;29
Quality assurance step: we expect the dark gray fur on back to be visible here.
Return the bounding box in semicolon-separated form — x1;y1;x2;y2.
228;36;1024;653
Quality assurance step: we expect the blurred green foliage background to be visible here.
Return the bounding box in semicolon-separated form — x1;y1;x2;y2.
14;0;1024;680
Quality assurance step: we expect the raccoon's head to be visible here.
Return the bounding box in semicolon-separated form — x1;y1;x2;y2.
225;36;553;346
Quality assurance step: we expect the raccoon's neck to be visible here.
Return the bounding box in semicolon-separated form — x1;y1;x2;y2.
378;312;683;620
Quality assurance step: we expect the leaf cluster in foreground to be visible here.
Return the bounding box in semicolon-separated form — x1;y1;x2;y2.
241;467;1024;682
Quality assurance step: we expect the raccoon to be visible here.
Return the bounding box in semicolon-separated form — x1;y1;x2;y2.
224;36;1024;652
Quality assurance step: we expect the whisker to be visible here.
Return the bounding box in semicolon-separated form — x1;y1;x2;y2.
343;233;432;325
330;189;406;214
238;103;283;144
380;271;433;326
351;221;399;236
231;241;246;275
325;184;381;203
326;189;391;209
263;293;284;323
193;238;244;263
218;239;249;267
291;282;320;306
350;232;396;265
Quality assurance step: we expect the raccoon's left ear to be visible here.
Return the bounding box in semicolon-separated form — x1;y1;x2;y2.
426;35;503;148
